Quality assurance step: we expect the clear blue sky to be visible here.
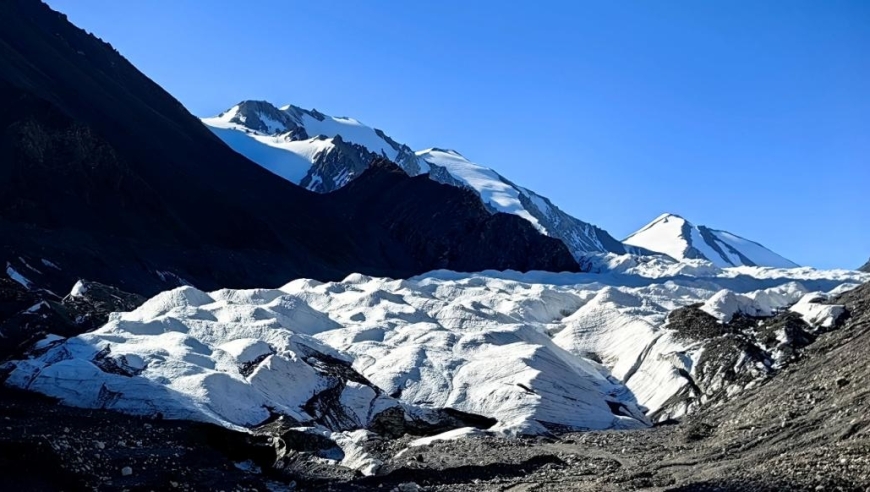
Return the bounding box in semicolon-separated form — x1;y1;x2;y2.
47;0;869;269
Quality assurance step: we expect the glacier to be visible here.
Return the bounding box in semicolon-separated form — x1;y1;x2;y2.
5;257;866;446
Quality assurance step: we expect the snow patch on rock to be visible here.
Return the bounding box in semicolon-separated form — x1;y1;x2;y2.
68;280;89;298
790;293;846;328
6;263;32;289
409;427;488;447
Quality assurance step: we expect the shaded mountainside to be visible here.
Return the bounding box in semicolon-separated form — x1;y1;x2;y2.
331;159;580;273
860;258;870;273
0;0;578;300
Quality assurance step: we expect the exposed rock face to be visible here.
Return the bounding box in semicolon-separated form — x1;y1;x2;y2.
651;298;846;421
860;258;870;273
62;281;146;330
0;386;286;490
298;136;372;191
299;133;422;193
0;278;144;360
222;100;300;135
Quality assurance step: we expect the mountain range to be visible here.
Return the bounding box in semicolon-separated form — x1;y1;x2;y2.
203;101;804;269
203;101;631;260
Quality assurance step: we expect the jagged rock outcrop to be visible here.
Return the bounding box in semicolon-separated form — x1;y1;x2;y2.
0;278;144;360
651;294;848;421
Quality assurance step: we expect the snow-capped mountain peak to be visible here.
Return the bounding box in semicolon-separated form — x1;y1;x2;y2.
209;100;407;158
624;213;799;268
202;100;629;261
424;147;464;157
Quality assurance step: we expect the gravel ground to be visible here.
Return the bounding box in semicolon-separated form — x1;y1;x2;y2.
0;387;281;491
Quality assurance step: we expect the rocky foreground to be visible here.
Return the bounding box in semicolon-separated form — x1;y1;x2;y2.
1;282;868;491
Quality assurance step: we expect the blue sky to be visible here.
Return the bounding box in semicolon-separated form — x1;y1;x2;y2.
48;0;869;269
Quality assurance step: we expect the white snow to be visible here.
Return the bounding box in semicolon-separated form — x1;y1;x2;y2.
330;429;384;475
689;227;727;267
416;149;546;233
408;427;488;447
295;112;399;160
5;263;32;289
41;259;61;270
68;280;89;298
202;123;326;183
202;103;628;256
23;301;48;314
625;213;692;263
202;101;828;271
155;270;193;287
216;338;274;365
699;283;809;322
625;214;799;268
203;103;401;183
789;293;846;328
712;230;799;269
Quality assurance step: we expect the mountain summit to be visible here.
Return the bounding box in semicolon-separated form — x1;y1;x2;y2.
202;100;629;260
624;213;798;268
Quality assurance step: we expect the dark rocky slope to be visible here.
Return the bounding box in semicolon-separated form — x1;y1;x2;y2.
860;258;870;273
0;0;578;303
646;302;841;422
0;278;144;360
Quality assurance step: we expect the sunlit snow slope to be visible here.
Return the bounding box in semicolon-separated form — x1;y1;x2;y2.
201;101;627;259
624;213;799;268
